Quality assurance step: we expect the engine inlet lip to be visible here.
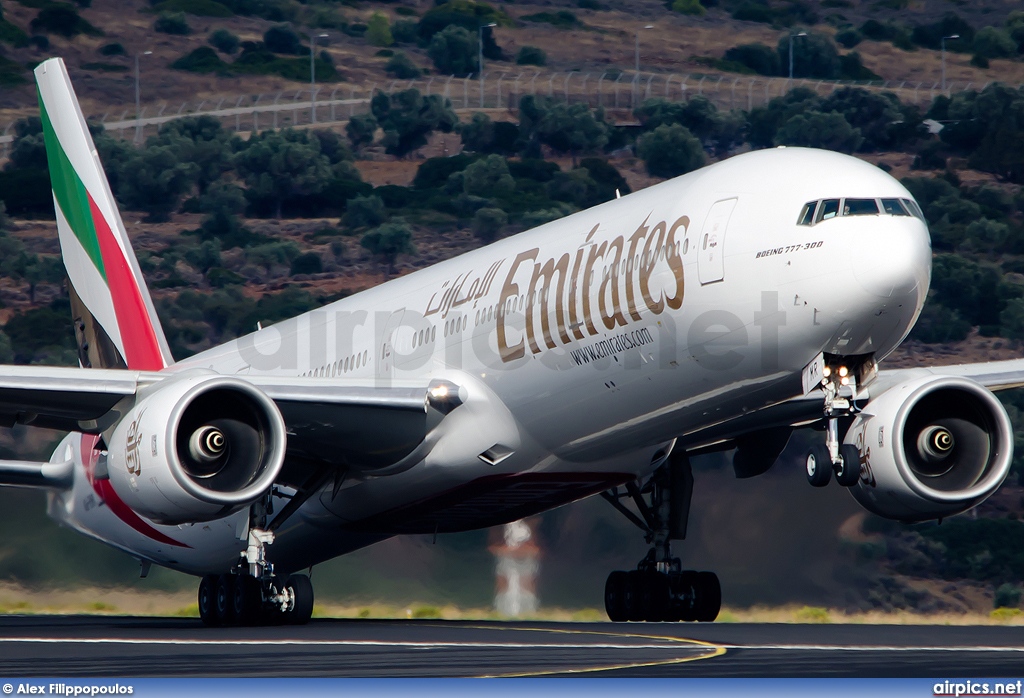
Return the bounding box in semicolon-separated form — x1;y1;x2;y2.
165;376;287;506
892;376;1012;503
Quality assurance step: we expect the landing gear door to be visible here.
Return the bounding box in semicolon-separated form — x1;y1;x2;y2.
698;198;737;285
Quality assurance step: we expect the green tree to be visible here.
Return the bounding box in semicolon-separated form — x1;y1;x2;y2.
773;110;863;153
516;46;546;66
343;194;387;229
671;0;705;16
150;115;233;194
361;220;415;277
518;96;610;163
367;12;393;47
909;301;971;343
723;43;780;76
155;12;190;35
264;24;302;54
195;181;252;248
0;201;10;234
346;112;378;152
819;87;921;152
462;155;515;199
427;25;476;77
636;124;706;179
290;252;323;276
973;27;1016;60
371;89;458;158
117;146;197;222
234;129;332;218
209;28;240;54
775;31;840;79
386;52;421;79
472;207;507;242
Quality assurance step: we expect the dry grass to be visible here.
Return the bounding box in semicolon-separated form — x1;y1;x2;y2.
0;584;1020;625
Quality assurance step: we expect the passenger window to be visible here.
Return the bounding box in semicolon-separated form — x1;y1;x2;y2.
881;198;910;216
843;198;879;216
816;199;840;222
797;201;816;226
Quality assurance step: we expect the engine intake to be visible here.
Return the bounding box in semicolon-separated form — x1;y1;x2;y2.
844;375;1012;522
106;373;287;525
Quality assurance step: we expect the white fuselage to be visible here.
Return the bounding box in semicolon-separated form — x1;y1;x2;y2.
45;148;933;576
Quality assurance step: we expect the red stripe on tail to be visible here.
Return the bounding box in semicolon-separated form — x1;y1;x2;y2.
87;194;165;371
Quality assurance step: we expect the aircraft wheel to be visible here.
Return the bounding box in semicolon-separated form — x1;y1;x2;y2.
198;575;220;627
805;444;832;487
215;574;237;625
694;571;721;622
836;444;862;487
283;574;314;625
645;571;671;622
232;575;263;626
675;571;699;622
604;571;628;622
623;570;645;622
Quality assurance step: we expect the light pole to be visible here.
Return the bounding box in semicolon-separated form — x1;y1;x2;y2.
635;24;654;73
309;32;329;124
479;22;496;108
134;50;152;144
941;34;959;92
788;31;807;80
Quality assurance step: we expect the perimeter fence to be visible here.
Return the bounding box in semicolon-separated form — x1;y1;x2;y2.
1;69;1016;157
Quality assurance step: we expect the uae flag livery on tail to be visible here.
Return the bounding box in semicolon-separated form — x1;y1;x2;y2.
35;58;172;371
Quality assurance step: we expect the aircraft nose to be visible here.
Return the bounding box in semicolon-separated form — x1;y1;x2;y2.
851;217;931;299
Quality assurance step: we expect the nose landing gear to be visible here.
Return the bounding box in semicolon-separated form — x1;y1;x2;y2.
600;451;721;623
805;358;866;489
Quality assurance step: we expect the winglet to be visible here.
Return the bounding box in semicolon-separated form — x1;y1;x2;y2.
35;58;173;371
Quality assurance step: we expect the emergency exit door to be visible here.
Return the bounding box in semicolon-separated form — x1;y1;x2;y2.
698;198;737;285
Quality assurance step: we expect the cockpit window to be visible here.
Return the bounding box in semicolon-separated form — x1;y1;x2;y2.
816;199;840;223
901;198;925;221
843;198;879;216
881;198;910;216
797;201;816;226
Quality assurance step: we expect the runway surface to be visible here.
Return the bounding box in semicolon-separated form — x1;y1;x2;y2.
0;616;1022;677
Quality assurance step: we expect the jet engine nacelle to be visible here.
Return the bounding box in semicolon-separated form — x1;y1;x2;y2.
106;373;287;525
844;375;1012;522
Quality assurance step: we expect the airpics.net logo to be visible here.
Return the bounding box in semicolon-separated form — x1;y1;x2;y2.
934;680;1024;697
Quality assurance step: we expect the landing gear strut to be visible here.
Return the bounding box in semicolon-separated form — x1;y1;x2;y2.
806;360;862;489
601;452;721;622
197;495;315;627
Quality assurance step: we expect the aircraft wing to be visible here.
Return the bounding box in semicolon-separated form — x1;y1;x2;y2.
872;359;1024;393
0;365;436;485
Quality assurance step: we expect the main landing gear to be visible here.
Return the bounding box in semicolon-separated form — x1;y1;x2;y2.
197;496;314;627
600;452;721;623
806;360;862;489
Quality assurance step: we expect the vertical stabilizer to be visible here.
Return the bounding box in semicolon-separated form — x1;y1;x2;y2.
34;57;172;371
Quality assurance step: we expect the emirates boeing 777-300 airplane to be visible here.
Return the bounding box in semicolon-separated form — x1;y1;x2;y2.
0;58;1018;625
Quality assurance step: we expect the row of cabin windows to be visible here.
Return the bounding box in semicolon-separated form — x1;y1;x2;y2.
303;350;369;378
797;197;925;226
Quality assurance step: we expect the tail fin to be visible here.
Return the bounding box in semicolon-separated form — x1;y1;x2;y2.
35;58;172;371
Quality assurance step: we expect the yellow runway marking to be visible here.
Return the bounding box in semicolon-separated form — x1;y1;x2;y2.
464;625;727;677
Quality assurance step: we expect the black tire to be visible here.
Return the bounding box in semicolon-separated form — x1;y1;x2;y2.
604;571;628;622
232;575;262;626
694;571;721;622
284;574;314;625
645;571;671;622
198;575;220;627
623;570;644;622
805;444;832;487
675;571;699;622
836;443;862;487
215;574;236;625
